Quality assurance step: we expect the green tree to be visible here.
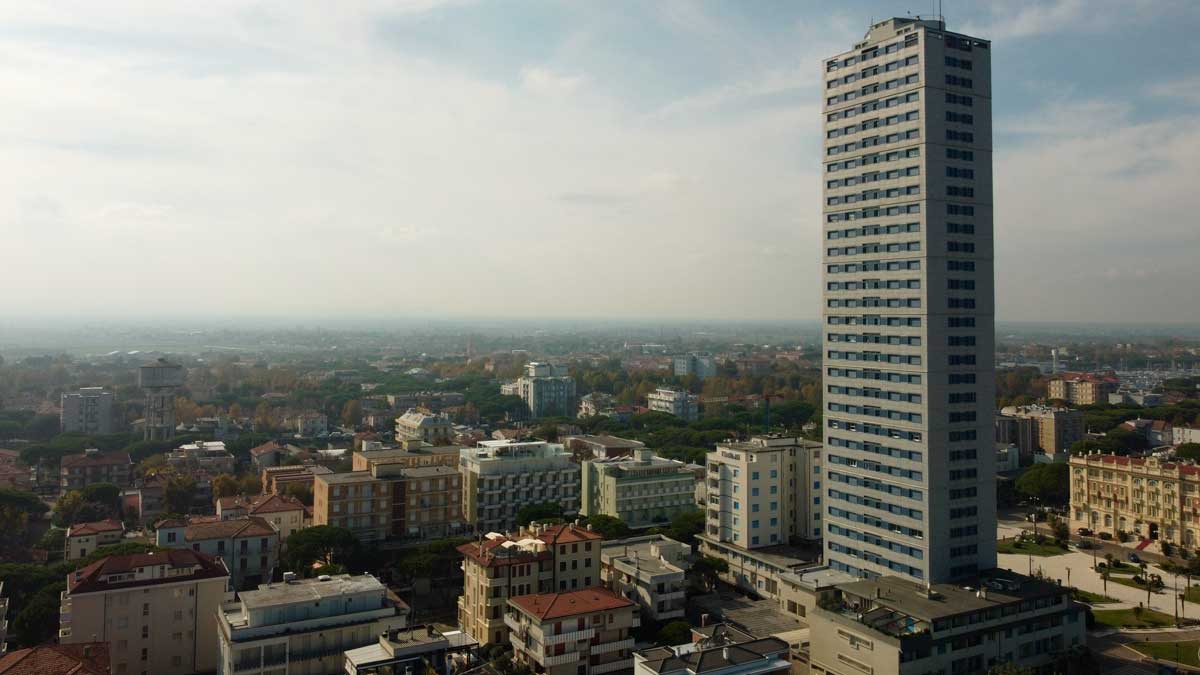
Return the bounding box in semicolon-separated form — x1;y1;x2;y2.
239;473;263;495
341;400;363;428
655;620;692;646
12;582;66;647
1176;443;1200;461
80;482;121;513
0;488;49;517
582;515;631;540
691;555;729;592
164;475;197;515
284;482;313;506
212;474;239;498
1015;463;1070;505
515;502;565;527
52;490;84;527
285;525;360;575
664;509;705;547
37;527;66;561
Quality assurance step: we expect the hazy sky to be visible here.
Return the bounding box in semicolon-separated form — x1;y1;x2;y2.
2;1;1198;323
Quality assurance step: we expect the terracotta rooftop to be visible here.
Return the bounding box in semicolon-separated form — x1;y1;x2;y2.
216;493;305;515
539;523;604;545
68;519;124;537
0;643;109;675
182;515;277;541
68;549;228;594
249;440;285;457
509;587;633;621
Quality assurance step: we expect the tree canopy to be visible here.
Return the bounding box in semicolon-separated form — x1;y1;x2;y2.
581;515;631;540
515;502;565;527
1015;463;1070;505
284;525;361;575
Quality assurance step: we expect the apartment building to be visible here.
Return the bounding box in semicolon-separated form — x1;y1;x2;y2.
703;436;824;550
821;16;996;584
646;389;698;422
634;625;790;675
216;493;308;544
156;516;280;590
60;387;114;435
262;464;333;495
600;535;689;621
66;519;125;561
457;522;604;647
60;449;133;493
59;549;230;675
344;624;477;675
516;362;577;419
296;413;329;437
506;587;638;675
807;572;1086;675
396;409;454;445
371;463;466;540
1048;373;1118;406
218;573;409;675
581;450;698;528
460;440;580;534
1068;453;1200;546
167;440;236;475
313;472;391;542
351;442;461;471
673;353;717;379
996;405;1083;462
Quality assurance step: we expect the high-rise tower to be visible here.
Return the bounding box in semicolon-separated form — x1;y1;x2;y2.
820;17;995;583
139;358;184;441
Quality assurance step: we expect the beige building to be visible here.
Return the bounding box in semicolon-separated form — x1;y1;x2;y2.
581;450;698;529
262;464;333;495
60;449;133;493
371;463;467;540
313;472;391;542
807;572;1086;675
395;409;454;445
352;442;461;471
59;549;230;675
156;516;280;590
1069;453;1200;545
1048;373;1118;406
66;519;125;561
705;436;824;549
457;523;604;647
600;535;689;621
217;573;409;675
460;440;580;534
506;587;638;675
997;405;1083;462
217;493;308;545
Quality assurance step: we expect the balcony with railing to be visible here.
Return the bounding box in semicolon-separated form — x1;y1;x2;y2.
591;657;634;674
545;627;596;645
542;651;581;667
589;638;634;655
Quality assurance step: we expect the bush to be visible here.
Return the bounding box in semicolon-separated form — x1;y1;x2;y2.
1162;541;1174;557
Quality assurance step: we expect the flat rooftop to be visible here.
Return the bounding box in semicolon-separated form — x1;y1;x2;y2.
317;471;380;484
239;574;384;610
836;569;1066;622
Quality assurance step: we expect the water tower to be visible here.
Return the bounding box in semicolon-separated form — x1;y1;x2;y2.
139;358;184;440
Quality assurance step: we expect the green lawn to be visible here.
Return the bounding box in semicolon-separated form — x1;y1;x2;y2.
1183;586;1200;603
996;537;1068;557
1093;608;1178;628
1108;575;1164;594
1072;589;1118;604
1131;640;1200;667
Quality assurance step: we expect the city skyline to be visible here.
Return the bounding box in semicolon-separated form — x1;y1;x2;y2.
1;1;1198;323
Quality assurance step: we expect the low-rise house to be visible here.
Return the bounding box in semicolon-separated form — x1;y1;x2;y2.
343;625;477;675
296;413;329;437
261;464;333;495
633;624;790;675
59;549;230;675
646;389;698;422
216;493;307;545
156;516;279;590
601;535;690;621
249;440;289;470
66;519;125;561
0;642;110;674
167;441;236;475
396;409;454;445
217;573;408;675
60;449;133;493
506;587;638;675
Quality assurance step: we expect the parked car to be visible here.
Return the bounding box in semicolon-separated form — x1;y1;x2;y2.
1077;528;1093;537
1098;532;1113;541
1128;552;1142;563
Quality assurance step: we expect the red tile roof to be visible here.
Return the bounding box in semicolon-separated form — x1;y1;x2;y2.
68;519;124;537
0;643;109;675
216;493;305;515
67;549;228;594
509;587;634;621
539;523;604;545
249;441;285;457
183;515;277;541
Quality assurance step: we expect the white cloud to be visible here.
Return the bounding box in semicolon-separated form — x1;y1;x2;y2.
520;66;584;95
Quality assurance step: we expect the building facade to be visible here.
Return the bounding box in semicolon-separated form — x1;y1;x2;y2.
66;519;125;561
600;535;689;622
139;359;184;441
313;472;391;542
59;549;230;675
516;362;577;419
216;493;308;545
672;354;717;379
370;463;467;541
581;450;698;529
457;523;604;647
395;409;454;445
60;387;114;435
460;440;580;534
1068;453;1200;546
646;389;699;422
1048;373;1118;406
167;440;236;474
217;573;409;675
506;587;638;675
821;16;996;583
996;405;1083;462
156;516;280;590
60;449;133;493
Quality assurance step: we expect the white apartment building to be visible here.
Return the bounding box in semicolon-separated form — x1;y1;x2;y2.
703;436;824;550
217;573;409;675
600;535;690;621
516;362;577;419
395;409;453;445
60;387;114;435
581;450;698;528
59;549;230;675
821;16;996;583
460;440;580;534
646;389;699;422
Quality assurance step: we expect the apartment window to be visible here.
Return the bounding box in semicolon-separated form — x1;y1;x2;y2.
142;603;149;617
141;648;148;661
141;626;149;639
